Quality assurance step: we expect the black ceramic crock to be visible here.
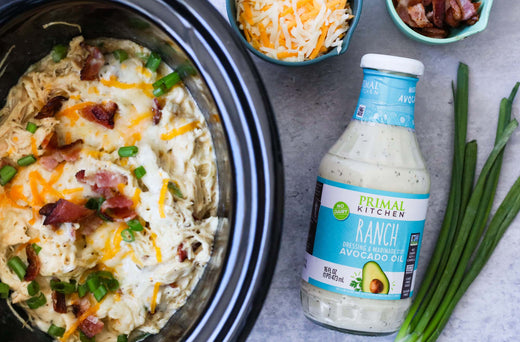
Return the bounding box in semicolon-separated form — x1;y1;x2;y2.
0;1;284;341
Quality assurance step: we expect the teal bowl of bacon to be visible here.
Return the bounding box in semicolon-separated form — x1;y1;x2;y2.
386;0;493;44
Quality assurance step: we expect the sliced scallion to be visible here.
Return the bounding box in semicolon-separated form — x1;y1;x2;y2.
113;49;128;63
32;243;42;255
145;52;161;72
103;278;119;292
27;280;40;296
167;181;183;199
134;166;146;179
47;323;65;337
93;284;107;302
0;282;9;299
17;155;37;167
51;44;68;63
78;283;89;298
50;279;76;294
0;165;17;186
26;122;38;133
127;219;143;231
87;276;101;293
26;292;46;309
86;197;105;211
118;145;138;158
152;71;180;97
121;229;135;242
117;334;128;342
80;331;96;342
7;256;26;280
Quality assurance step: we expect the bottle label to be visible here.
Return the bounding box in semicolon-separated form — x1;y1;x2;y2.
302;177;429;300
352;69;418;130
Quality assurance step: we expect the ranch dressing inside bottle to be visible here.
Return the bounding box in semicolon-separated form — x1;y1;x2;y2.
300;54;430;334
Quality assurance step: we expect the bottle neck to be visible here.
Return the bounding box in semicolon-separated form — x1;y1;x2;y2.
352;69;419;130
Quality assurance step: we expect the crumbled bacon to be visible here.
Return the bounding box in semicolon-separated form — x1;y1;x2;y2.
177;243;187;262
152;98;163;125
75;170;127;190
78;213;105;235
39;199;93;226
79;101;118;129
101;194;137;221
52;290;67;314
40;138;83;171
34;96;68;119
79;315;104;338
394;0;480;36
72;297;91;317
80;45;105;81
24;244;41;281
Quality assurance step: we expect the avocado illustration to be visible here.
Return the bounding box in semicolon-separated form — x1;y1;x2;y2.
361;261;389;294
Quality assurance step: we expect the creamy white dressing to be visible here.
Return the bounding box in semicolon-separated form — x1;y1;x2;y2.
301;119;430;334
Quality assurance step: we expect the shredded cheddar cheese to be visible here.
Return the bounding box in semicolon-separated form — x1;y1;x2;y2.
60;302;101;341
150;282;161;314
150;232;162;263
100;75;154;98
236;0;353;61
160;121;199;140
158;178;169;219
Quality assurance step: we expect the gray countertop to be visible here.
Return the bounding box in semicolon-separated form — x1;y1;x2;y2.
210;1;520;341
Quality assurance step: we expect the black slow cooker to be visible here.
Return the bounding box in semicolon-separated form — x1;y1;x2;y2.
0;1;284;341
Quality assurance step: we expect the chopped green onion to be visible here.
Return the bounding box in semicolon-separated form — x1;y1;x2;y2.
7;256;26;280
117;334;128;342
86;276;101;293
50;279;76;294
95;271;114;279
26;122;38;133
145;52;162;72
118;145;138;158
86;197;105;211
103;278;119;292
78;283;89;297
134;166;146;179
113;49;128;63
51;44;68;63
47;323;65;337
135;52;148;61
0;282;9;299
17;155;37;167
121;229;135;242
80;331;96;342
27;280;40;296
31;243;42;255
127;219;143;231
26;292;46;309
152;71;180;97
93;284;107;302
167;181;183;199
0;165;17;186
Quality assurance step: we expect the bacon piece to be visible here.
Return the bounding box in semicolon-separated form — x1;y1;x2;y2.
52;290;67;314
79;315;104;338
408;3;433;28
80;45;105;81
152;98;163;125
465;14;479;26
422;0;431;6
34;96;68;119
101;194;137;221
75;170;127;193
40;139;83;171
39;199;94;226
78;213;105;235
395;0;423;27
417;27;449;38
177;243;187;262
431;0;445;28
24;244;41;281
72;297;91;317
79;102;118;129
456;0;477;21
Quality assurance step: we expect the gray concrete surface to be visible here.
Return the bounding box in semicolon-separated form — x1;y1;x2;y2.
211;1;520;341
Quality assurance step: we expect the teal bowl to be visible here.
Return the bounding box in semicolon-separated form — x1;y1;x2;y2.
226;0;363;66
386;0;493;44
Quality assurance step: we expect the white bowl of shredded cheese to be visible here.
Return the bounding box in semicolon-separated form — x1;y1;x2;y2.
227;0;363;66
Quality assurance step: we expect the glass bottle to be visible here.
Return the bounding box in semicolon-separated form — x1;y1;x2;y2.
300;54;431;335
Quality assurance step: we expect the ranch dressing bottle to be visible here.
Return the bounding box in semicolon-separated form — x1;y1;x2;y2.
300;54;430;334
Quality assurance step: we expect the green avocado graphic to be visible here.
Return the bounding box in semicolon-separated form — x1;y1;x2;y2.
361;261;390;294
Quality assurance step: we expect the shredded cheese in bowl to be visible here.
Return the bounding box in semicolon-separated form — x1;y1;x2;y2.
236;0;354;62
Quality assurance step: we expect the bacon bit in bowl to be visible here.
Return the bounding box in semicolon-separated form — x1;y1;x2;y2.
228;0;361;65
387;0;493;44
